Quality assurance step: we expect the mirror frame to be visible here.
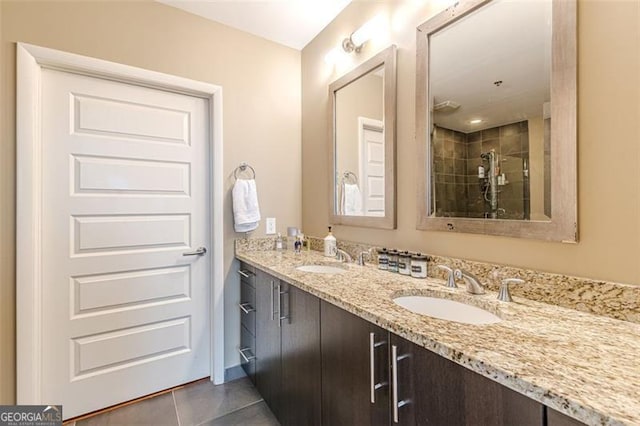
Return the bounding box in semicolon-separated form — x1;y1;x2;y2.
415;0;577;242
329;45;397;229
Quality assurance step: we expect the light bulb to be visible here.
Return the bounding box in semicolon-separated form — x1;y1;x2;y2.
351;14;386;47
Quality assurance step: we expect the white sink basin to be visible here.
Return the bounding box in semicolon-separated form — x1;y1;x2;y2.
393;296;501;325
296;264;347;274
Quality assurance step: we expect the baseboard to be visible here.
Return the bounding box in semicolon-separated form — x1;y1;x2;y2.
224;365;247;382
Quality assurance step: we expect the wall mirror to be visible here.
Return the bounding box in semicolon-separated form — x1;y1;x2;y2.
329;45;397;229
415;0;577;241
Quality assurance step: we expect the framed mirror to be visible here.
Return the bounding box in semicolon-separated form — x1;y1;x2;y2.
415;0;577;241
329;45;397;229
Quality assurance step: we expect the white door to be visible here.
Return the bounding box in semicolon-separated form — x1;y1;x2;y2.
39;68;210;418
358;118;385;216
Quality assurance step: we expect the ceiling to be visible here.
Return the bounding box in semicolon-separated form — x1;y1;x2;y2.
431;0;552;133
156;0;352;50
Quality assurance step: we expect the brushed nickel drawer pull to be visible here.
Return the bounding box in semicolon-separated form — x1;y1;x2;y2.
238;303;255;314
238;347;256;362
392;345;411;423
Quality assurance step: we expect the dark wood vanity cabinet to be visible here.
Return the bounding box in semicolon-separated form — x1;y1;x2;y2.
238;263;256;384
547;408;587;426
320;300;390;426
391;333;544;425
318;304;543;426
254;269;321;426
242;263;586;426
254;269;282;417
280;283;322;426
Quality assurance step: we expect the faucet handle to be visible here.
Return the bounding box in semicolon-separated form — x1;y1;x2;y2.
436;265;457;288
498;278;525;302
357;250;370;266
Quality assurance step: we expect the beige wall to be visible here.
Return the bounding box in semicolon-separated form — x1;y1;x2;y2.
335;72;383;188
302;1;640;283
1;0;301;403
528;116;546;220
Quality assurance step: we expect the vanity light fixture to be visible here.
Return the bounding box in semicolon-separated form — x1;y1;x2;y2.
342;14;385;54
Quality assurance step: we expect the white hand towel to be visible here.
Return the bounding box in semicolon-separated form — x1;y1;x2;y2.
343;183;363;215
232;179;261;233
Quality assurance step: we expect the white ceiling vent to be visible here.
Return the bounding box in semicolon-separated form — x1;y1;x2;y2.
433;100;461;112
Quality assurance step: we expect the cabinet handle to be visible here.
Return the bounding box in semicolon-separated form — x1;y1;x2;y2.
238;347;256;362
277;283;289;326
238;303;255;314
370;333;375;403
237;269;253;278
391;344;410;423
277;282;281;326
370;332;388;404
271;280;276;321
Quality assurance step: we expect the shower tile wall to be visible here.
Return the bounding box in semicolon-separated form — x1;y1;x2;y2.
434;121;530;219
433;128;468;216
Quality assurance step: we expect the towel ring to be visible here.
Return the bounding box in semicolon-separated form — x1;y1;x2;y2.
343;171;358;185
234;162;256;180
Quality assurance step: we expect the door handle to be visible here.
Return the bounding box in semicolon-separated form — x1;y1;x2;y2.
183;247;207;256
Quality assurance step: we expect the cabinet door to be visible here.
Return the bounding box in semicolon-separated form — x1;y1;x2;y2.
391;334;464;425
280;284;321;426
547;408;587;426
321;300;389;426
391;334;544;426
463;367;544;426
255;270;282;419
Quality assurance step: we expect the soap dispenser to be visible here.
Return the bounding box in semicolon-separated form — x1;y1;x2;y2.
323;226;337;257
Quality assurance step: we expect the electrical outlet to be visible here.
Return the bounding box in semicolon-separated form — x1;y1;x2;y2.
266;217;276;235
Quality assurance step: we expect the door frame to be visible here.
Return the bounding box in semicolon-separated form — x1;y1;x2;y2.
16;42;225;404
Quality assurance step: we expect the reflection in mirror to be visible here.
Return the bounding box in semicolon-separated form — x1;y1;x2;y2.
430;0;551;220
329;45;397;229
415;0;577;241
335;65;384;217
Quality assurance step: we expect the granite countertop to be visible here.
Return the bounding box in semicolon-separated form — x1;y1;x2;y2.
236;249;640;426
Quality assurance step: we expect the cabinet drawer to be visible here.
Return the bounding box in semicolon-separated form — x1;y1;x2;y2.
240;324;256;384
240;280;256;336
238;262;256;288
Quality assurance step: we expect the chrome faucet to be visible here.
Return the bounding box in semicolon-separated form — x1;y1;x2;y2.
436;265;457;289
357;248;375;266
497;278;524;302
335;248;353;263
454;269;485;295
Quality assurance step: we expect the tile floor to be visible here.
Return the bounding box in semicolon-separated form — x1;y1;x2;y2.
65;377;279;426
